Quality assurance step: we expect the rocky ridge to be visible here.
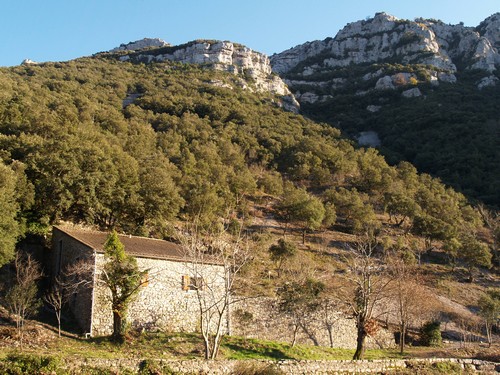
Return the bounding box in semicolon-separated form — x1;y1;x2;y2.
271;12;500;103
110;38;170;52
109;39;299;111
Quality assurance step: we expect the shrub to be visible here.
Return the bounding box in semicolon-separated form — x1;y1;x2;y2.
233;361;284;375
138;359;177;375
0;354;66;375
420;321;442;347
432;361;463;374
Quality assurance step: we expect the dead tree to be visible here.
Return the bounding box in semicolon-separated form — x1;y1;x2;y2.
345;235;391;360
5;252;42;347
178;219;252;360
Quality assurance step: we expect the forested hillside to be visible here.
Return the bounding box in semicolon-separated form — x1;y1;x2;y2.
0;45;498;364
0;56;490;248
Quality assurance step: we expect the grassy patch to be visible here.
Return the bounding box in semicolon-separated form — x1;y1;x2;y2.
220;335;402;360
1;331;405;362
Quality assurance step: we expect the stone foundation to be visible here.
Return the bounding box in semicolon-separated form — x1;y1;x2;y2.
69;358;500;374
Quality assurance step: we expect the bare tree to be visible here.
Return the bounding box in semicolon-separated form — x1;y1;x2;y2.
177;219;252;359
320;280;348;348
344;235;391;360
44;259;95;337
277;277;324;347
388;257;429;354
44;276;65;337
5;252;42;346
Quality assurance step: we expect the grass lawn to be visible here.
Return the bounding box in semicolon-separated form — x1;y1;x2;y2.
0;327;404;362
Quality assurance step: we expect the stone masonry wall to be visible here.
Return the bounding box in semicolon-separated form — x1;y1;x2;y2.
68;358;500;374
91;255;227;336
51;228;95;334
231;297;395;349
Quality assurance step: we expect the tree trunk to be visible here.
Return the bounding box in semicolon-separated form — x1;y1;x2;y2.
326;324;334;348
486;322;492;348
112;310;125;342
399;323;406;354
56;310;61;337
291;324;299;347
203;336;211;360
353;326;367;360
302;229;306;245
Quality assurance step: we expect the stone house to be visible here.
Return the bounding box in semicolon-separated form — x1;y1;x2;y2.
51;226;227;337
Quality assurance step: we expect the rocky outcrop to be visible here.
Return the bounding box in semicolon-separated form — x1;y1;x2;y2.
110;38;170;52
21;59;39;65
477;13;500;49
111;40;298;110
271;12;500;104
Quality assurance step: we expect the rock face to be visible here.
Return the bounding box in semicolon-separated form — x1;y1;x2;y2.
110;39;298;110
21;59;39;65
110;38;170;52
271;12;500;104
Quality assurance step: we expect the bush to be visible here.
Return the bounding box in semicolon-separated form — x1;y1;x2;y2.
138;359;177;375
0;354;66;375
432;362;463;374
420;321;442;347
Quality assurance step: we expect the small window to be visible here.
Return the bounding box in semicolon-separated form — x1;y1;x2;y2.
182;275;204;291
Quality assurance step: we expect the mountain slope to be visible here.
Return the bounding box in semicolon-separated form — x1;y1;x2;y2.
271;12;500;206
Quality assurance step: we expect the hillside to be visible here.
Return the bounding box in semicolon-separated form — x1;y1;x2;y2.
0;34;498;364
271;12;500;206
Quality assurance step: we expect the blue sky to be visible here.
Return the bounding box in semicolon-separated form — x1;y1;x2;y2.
1;0;498;67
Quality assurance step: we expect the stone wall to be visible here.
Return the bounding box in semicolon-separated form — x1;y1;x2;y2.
51;228;95;334
231;297;395;349
68;358;500;374
91;255;227;336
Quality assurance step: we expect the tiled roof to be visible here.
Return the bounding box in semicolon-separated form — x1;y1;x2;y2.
54;226;215;264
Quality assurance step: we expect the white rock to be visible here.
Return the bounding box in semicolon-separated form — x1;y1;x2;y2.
21;59;38;65
110;38;170;52
438;72;457;83
116;40;295;102
298;92;320;103
402;87;422;97
357;131;381;147
375;76;395;90
367;105;382;112
479;13;500;48
477;75;499;89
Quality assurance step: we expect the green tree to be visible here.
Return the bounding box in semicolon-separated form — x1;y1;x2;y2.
278;183;325;243
459;235;492;282
0;162;21;267
420;321;442;347
101;231;144;342
478;289;500;347
325;187;379;234
268;239;297;277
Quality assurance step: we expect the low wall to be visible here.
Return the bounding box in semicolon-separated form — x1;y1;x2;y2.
71;358;500;374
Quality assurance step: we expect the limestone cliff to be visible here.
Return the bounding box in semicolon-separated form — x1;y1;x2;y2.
271;12;500;103
109;39;298;111
110;38;170;52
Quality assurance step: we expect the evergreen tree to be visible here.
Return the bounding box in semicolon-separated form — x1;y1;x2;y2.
101;231;144;342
